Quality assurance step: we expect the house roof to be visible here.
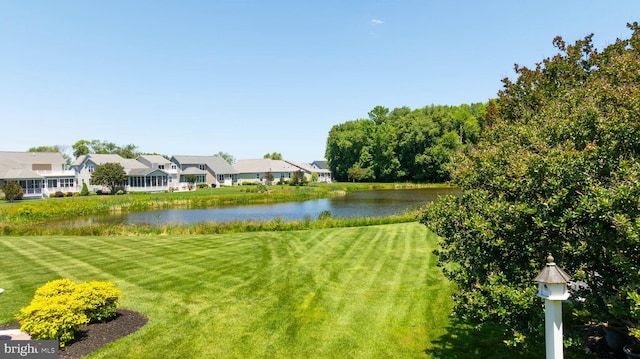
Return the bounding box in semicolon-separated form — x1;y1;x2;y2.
285;160;331;174
0;158;43;179
71;154;149;176
136;155;171;165
128;168;168;176
234;159;299;173
180;167;206;175
0;151;65;165
0;152;63;180
311;160;328;169
171;155;238;174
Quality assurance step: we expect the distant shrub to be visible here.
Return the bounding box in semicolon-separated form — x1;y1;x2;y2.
2;181;23;202
116;190;124;195
65;192;73;197
96;189;103;195
73;192;80;197
197;183;209;189
54;191;64;198
17;279;122;347
80;182;89;196
318;210;332;220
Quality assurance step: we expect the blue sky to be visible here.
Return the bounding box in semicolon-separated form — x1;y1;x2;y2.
0;1;638;161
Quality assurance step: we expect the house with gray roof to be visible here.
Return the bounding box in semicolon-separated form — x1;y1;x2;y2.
170;155;238;187
71;154;170;193
0;151;76;198
234;158;300;185
286;160;332;183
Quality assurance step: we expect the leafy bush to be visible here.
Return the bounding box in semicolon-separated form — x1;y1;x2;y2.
80;183;89;196
318;210;332;220
116;190;124;195
54;191;64;198
2;181;23;202
65;192;73;197
16;279;122;347
76;281;122;322
197;183;209;189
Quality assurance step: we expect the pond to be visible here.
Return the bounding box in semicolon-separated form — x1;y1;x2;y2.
72;188;459;227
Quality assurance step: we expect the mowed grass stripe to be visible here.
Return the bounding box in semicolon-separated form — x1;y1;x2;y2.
0;223;452;358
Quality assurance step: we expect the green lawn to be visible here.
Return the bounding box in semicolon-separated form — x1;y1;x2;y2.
0;222;454;358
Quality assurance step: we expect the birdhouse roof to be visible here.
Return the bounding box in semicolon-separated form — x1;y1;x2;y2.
534;256;571;284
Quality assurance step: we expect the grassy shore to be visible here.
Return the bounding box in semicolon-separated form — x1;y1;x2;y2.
1;223;454;358
0;183;447;235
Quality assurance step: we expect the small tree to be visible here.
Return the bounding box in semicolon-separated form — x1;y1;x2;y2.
185;174;197;190
265;171;274;185
347;166;366;182
91;163;126;194
2;181;23;202
80;182;89;196
289;170;307;186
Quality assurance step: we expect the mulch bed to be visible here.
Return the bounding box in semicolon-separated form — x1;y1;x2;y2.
0;308;148;359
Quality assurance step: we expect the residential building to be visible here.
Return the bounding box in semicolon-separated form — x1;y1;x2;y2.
71;154;170;193
234;158;300;185
0;151;76;198
170;155;238;188
286;160;332;183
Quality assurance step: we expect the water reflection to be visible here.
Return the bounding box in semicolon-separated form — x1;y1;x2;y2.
71;188;459;226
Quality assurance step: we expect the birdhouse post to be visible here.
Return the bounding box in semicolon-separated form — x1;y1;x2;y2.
534;254;571;359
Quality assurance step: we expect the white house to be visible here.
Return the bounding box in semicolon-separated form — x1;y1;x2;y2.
285;160;332;183
0;151;77;198
170;155;238;188
71;154;170;193
234;158;301;185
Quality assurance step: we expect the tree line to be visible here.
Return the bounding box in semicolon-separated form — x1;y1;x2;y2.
325;103;487;182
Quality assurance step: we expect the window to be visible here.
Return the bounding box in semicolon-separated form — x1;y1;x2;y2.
47;179;58;188
60;178;74;188
171;164;177;170
88;164;95;173
158;165;165;170
256;173;260;179
199;164;205;170
218;174;224;181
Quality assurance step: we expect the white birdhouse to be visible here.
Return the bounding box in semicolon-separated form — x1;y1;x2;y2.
534;254;571;301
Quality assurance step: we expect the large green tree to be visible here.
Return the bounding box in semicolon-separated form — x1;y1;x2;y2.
421;23;640;347
325;104;484;182
91;163;126;194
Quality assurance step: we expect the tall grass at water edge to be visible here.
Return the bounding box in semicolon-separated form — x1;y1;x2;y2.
0;183;440;224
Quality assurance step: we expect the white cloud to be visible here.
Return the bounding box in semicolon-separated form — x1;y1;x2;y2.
371;19;384;25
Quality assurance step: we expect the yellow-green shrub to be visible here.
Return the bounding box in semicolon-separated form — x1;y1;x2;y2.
76;281;122;322
16;279;122;347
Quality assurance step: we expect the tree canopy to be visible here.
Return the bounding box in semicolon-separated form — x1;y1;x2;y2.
215;151;236;165
421;23;640;348
325;104;485;182
263;152;283;160
90;163;126;194
72;140;140;159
